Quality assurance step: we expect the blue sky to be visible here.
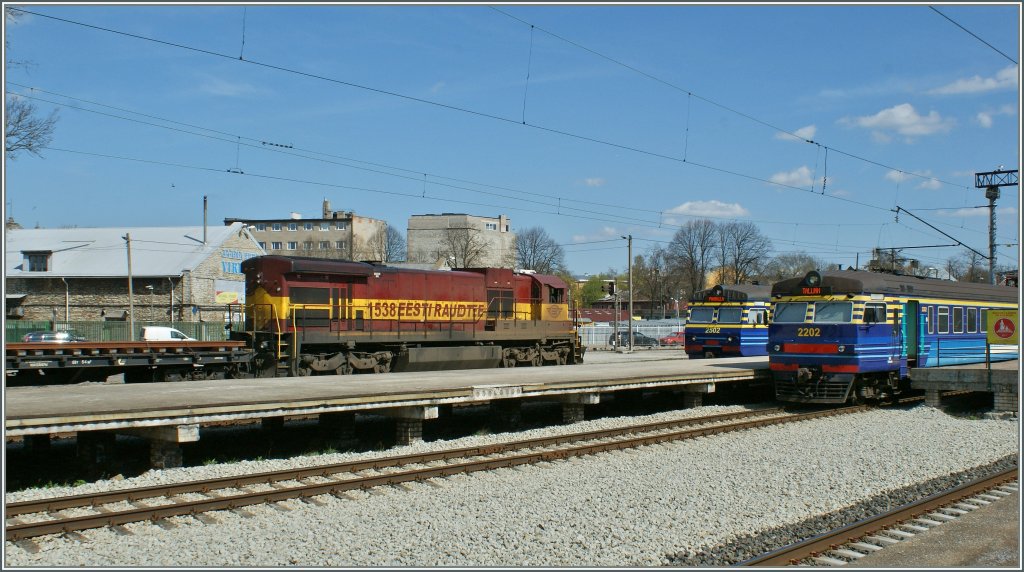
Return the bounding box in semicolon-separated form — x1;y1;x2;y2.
3;3;1020;276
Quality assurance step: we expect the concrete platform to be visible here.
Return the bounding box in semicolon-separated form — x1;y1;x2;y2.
4;352;767;440
911;360;1019;413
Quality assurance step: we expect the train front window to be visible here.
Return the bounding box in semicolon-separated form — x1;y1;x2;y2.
689;307;714;323
773;303;808;323
717;308;742;323
813;302;852;323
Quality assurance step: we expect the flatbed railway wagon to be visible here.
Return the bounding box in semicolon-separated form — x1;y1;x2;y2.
5;339;253;385
233;255;585;376
683;284;772;358
769;270;1019;404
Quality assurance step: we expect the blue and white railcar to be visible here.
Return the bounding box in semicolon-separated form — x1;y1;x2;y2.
770;270;1019;404
684;284;772;358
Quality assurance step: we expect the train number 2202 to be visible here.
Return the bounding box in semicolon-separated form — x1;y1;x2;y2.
797;327;821;337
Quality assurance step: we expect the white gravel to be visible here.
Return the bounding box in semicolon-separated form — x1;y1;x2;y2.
4;404;1018;567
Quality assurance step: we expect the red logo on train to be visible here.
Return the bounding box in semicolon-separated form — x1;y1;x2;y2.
993;318;1015;339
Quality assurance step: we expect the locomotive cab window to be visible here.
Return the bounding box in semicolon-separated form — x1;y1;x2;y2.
688;307;714;323
773;302;808;323
717;308;742;323
749;308;767;325
863;303;886;323
549;287;565;304
813;302;852;323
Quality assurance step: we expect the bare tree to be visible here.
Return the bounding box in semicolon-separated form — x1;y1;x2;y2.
515;226;565;273
357;224;406;263
437;227;489;268
714;221;772;284
761;252;826;281
5;8;59;159
665;219;718;296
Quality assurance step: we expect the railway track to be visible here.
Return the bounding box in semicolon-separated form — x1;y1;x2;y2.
740;468;1019;566
7;404;871;542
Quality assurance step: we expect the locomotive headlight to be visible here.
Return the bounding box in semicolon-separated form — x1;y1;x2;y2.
773;344;781;352
837;345;846;353
726;336;735;343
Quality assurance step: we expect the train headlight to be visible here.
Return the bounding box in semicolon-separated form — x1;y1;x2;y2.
837;345;846;353
773;344;781;352
726;336;735;343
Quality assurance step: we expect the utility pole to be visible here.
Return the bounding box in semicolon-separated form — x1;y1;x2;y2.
124;233;135;340
622;234;633;351
975;169;1018;284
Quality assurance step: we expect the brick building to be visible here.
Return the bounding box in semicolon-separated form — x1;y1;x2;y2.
4;223;264;323
225;200;388;261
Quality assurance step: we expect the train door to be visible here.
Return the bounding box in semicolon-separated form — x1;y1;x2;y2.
905;300;920;367
333;284;350;331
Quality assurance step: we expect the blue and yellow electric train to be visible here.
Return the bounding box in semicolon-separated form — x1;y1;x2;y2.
769;270;1019;404
684;284;772;358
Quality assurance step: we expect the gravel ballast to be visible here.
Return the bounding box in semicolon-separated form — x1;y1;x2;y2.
4;404;1018;567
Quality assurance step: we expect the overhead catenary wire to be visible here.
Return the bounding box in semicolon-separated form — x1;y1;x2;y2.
7;8;1014;266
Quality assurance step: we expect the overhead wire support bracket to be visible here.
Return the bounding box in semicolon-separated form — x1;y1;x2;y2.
892;206;988;260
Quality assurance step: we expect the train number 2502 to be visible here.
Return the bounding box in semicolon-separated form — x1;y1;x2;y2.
797;327;821;337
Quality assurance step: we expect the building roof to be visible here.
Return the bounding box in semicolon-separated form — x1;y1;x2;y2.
4;223;262;278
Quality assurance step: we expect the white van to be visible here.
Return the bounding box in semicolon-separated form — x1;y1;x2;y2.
140;326;196;341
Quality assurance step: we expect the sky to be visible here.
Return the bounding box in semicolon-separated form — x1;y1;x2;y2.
3;2;1021;277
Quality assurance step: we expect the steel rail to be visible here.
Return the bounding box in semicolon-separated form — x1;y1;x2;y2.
739;467;1019;566
6;406;864;541
6;406;785;518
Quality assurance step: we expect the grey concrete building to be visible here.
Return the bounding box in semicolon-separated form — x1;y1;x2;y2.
4;223;264;323
406;213;515;268
225;200;388;262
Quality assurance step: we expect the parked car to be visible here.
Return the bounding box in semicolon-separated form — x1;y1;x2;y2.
21;331;87;343
140;326;196;341
659;331;686;345
608;331;660;347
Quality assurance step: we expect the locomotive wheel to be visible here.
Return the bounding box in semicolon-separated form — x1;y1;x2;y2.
500;350;517;368
531;353;543;367
290;359;312;377
335;363;354;375
373;362;392;374
252;353;278;378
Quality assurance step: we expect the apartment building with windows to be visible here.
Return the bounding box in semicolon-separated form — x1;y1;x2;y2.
225;200;387;261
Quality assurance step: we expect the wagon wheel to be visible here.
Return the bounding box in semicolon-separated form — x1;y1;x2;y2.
531;352;543;367
373;361;392;374
335;362;354;375
500;350;517;368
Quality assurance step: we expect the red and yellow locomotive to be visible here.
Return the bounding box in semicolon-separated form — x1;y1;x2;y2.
235;255;584;376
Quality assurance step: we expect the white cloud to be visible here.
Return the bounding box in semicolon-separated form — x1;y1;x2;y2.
885;170;911;183
840;103;953;139
667;200;749;218
936;206;1017;218
976;104;1016;128
584;178;606;187
930;65;1018;95
430;81;446;94
886;169;942;189
769;166;813;188
775;125;817;142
